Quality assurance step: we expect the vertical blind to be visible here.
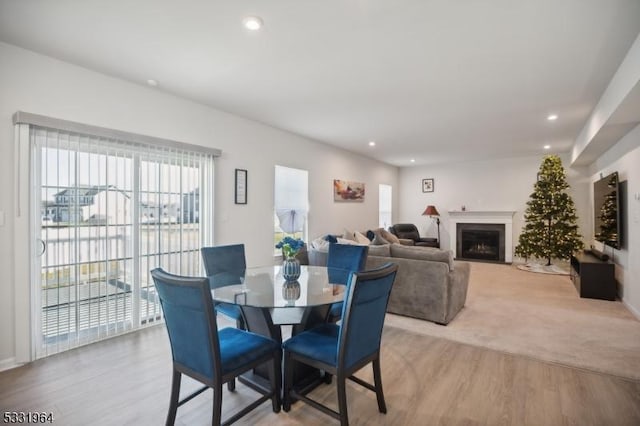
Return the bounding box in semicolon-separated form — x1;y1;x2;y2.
31;125;215;358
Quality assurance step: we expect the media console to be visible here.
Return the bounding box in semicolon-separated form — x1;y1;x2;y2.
569;252;616;301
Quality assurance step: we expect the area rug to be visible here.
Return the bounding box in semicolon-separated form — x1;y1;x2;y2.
385;262;640;381
516;261;570;275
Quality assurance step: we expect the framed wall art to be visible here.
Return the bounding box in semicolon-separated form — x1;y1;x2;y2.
422;178;434;193
333;179;365;202
235;168;247;204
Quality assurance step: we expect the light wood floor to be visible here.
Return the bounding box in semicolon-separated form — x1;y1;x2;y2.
1;323;639;426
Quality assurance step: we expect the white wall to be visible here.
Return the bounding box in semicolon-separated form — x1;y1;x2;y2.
397;155;590;256
572;33;640;164
0;43;398;366
571;32;640;318
588;124;640;317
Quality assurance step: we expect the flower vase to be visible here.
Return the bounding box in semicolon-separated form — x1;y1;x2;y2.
282;280;301;306
282;257;301;281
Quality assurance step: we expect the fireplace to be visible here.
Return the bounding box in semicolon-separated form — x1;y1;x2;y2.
449;211;515;263
456;223;506;262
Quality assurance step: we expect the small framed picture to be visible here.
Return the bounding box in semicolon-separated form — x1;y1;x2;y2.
422;178;434;193
235;169;247;204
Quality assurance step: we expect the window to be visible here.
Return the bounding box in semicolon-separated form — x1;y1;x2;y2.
274;166;309;254
379;184;392;229
14;113;217;360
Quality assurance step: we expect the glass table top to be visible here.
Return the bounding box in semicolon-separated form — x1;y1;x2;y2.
209;265;350;309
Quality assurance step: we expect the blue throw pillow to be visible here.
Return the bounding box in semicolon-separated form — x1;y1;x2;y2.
324;234;338;243
366;230;375;241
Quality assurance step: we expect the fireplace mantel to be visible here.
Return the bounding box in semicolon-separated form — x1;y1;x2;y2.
448;211;516;263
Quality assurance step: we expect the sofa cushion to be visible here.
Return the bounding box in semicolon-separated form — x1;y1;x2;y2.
380;228;400;244
368;244;391;257
390;244;454;270
308;248;328;266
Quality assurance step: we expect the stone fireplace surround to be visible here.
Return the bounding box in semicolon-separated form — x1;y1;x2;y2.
448;211;516;263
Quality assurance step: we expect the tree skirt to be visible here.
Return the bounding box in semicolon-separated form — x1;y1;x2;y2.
516;262;570;275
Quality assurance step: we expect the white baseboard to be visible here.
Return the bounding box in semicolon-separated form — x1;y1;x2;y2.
0;357;20;372
622;299;640;320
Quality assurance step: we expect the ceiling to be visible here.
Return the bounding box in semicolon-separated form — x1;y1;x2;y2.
1;1;640;167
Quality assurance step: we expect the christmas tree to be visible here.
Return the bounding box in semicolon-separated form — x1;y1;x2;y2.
595;174;618;245
515;155;583;265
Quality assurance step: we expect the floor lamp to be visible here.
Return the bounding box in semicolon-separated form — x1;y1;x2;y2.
422;205;441;244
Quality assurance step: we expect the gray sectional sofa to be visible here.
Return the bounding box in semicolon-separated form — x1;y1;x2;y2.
309;243;470;325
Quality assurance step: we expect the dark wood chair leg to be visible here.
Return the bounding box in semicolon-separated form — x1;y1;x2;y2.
337;374;349;426
212;384;222;426
166;370;181;426
282;351;293;412
227;379;236;392
269;351;282;413
372;358;387;414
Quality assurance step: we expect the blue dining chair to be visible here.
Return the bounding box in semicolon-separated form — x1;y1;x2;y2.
151;268;281;426
282;263;399;426
201;244;247;330
326;243;369;323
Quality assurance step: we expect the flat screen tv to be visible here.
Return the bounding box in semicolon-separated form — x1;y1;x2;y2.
593;171;621;249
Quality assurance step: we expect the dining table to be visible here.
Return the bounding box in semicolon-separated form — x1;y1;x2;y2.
208;264;351;395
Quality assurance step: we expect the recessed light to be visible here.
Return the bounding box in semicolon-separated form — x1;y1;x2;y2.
146;79;158;87
544;145;551;150
368;141;376;147
410;158;415;163
547;114;558;121
243;16;263;31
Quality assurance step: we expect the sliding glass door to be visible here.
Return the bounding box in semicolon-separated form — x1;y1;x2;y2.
33;127;213;358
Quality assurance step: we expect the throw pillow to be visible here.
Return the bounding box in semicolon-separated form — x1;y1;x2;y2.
311;237;330;252
354;231;371;245
324;234;338;244
380;228;400;244
366;230;375;241
371;233;390;246
342;228;356;241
